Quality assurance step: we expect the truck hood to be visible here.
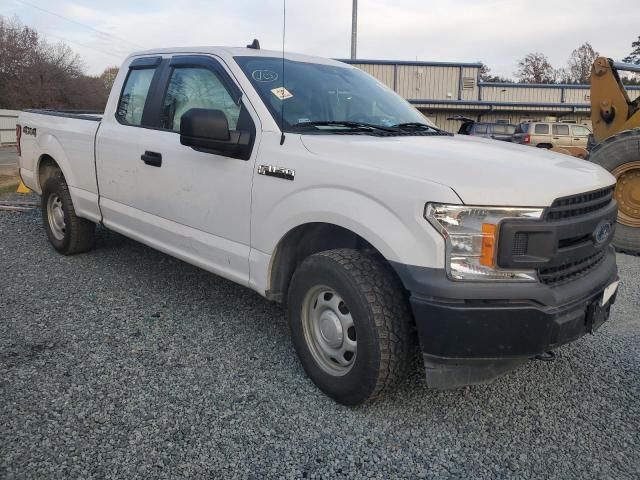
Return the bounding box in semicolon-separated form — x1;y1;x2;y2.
300;134;615;206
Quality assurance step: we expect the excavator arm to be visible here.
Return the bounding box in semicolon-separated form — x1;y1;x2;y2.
591;57;640;143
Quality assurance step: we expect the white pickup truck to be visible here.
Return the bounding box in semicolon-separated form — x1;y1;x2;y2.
17;45;620;405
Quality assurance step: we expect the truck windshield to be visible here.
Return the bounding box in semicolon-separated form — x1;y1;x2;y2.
234;56;434;133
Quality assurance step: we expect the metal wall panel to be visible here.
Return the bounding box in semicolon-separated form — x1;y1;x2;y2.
626;88;640;101
350;63;395;89
0;130;17;144
480;85;563;103
562;88;591;104
460;67;479;101
396;65;459;100
417;109;592;133
0;110;19;145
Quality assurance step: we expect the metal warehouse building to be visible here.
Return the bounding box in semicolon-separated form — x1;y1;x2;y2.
341;59;640;133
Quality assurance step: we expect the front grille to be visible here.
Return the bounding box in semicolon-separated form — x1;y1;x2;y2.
538;250;606;286
511;233;529;255
545;186;614;221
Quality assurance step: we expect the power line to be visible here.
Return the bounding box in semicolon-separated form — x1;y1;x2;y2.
41;30;125;62
13;0;144;50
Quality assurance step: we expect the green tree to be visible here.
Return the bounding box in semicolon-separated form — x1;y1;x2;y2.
622;35;640;64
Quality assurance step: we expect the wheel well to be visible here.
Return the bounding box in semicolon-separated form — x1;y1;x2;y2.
38;155;62;190
267;223;395;303
536;143;553;149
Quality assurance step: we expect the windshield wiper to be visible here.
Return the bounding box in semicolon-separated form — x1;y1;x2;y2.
390;122;442;132
292;121;399;133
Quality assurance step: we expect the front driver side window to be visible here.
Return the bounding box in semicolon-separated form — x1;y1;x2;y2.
161;67;240;131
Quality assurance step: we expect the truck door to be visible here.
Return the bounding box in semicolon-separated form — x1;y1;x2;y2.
570;125;590;147
96;55;260;285
551;123;570;147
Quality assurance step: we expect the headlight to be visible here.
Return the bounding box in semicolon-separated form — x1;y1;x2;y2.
425;203;544;282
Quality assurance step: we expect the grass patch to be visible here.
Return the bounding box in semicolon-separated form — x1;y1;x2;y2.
0;181;19;197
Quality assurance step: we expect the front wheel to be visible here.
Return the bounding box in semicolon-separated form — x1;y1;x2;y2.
588;129;640;255
287;249;413;405
41;175;96;255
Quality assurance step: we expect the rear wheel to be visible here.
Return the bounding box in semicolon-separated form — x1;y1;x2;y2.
588;129;640;255
41;175;96;255
287;249;413;405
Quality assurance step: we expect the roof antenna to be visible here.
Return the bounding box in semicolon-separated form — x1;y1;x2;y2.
279;0;286;145
247;39;260;49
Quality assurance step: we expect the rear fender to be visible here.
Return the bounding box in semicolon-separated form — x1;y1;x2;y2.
34;133;75;193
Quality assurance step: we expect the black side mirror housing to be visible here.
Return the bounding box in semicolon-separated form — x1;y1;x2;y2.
180;108;252;160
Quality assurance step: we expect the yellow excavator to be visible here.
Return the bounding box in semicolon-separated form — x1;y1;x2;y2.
587;57;640;255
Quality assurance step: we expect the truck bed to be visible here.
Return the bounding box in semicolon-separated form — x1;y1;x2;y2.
18;108;104;223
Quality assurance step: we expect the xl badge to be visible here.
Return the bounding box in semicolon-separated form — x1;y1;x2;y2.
593;220;612;245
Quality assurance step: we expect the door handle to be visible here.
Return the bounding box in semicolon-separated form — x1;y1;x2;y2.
141;151;162;167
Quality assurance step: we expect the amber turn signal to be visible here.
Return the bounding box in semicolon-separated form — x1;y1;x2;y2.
480;223;497;267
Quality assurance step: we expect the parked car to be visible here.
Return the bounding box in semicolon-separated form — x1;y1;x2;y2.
449;116;516;141
17;45;619;405
512;121;592;149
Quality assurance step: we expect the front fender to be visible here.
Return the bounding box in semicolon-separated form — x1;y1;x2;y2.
253;185;454;269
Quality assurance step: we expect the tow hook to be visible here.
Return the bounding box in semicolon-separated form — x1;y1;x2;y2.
535;351;556;362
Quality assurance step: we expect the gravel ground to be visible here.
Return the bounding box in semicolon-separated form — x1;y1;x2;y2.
1;197;639;479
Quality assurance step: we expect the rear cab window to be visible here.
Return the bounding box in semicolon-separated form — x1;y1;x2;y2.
116;57;162;126
117;69;155;126
515;123;530;134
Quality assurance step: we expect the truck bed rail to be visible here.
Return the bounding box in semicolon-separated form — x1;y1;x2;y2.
23;109;103;122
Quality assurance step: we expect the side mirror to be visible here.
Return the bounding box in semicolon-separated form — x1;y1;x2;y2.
180;108;252;159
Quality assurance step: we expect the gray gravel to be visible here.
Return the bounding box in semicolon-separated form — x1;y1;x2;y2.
1;197;639;479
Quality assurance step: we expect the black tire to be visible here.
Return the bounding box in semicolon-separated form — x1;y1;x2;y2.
287;249;413;405
536;143;552;149
41;175;96;255
587;129;640;255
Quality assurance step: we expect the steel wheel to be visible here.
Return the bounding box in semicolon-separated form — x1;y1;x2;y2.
46;193;66;240
301;286;357;376
612;161;640;228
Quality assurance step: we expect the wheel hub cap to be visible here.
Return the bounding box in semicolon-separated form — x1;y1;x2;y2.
46;194;66;240
612;161;640;228
301;287;357;376
319;311;343;348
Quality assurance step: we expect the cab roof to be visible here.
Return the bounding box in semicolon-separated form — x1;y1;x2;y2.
128;46;350;68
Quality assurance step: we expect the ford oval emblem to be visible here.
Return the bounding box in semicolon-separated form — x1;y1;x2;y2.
593;220;612;245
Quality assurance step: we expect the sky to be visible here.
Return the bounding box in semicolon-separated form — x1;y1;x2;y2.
1;0;638;78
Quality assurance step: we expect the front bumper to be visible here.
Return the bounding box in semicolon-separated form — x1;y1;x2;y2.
392;246;618;388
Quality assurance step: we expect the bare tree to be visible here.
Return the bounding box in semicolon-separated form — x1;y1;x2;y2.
0;15;109;110
478;62;513;83
514;52;557;84
567;42;599;83
100;66;120;91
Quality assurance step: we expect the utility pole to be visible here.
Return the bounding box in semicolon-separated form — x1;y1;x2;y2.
350;0;357;60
